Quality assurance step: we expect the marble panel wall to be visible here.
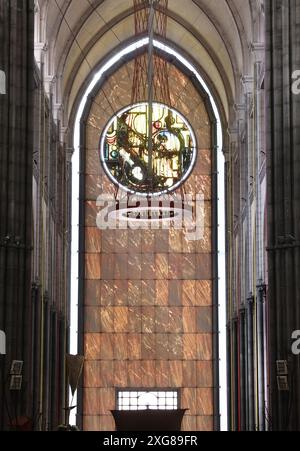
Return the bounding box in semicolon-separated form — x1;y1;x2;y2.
82;60;214;431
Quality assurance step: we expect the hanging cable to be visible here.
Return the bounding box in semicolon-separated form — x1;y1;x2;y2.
147;0;155;180
54;0;175;168
53;0;192;158
53;0;202;128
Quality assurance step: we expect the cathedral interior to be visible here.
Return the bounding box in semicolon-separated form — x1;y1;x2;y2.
0;0;300;432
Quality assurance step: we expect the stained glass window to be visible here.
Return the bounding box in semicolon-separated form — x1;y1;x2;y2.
100;103;196;195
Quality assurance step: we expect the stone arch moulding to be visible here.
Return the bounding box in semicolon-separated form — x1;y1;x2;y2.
70;38;227;431
66;36;230;147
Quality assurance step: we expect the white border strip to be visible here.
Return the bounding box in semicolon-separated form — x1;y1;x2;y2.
71;38;227;430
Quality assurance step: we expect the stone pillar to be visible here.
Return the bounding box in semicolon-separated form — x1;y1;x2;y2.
265;0;300;431
0;0;34;429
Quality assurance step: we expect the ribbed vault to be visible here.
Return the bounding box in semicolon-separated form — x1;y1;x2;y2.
34;0;264;135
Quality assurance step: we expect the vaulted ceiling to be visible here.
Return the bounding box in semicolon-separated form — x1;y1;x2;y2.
34;0;264;130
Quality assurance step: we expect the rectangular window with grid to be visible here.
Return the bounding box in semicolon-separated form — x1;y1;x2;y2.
117;390;179;411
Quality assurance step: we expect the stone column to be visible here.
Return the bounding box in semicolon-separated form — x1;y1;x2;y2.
0;0;34;429
265;0;300;431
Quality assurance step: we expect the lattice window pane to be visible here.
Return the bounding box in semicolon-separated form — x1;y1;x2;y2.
117;390;179;411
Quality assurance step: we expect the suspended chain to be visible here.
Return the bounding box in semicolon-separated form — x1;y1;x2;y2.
131;0;170;105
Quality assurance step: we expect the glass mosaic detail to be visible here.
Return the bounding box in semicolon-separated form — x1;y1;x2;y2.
101;103;196;195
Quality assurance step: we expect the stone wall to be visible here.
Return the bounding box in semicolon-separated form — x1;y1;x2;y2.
0;0;34;430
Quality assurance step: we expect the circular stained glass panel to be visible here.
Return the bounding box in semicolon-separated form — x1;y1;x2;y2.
100;102;197;196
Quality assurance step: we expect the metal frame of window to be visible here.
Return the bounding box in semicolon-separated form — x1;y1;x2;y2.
116;388;180;411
